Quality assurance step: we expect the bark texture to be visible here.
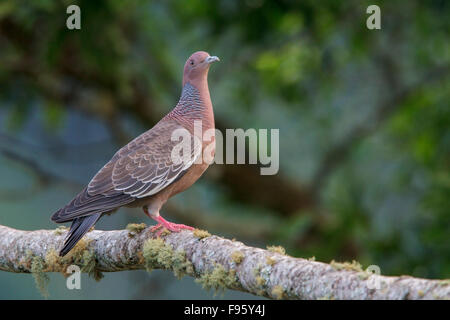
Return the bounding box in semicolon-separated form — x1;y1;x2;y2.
0;224;449;300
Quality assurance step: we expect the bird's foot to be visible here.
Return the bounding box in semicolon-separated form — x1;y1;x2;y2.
149;223;163;233
150;216;194;237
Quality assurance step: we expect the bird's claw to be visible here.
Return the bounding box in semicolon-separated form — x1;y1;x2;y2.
150;224;163;232
150;217;195;237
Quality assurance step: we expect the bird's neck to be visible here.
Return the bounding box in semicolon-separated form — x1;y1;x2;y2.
168;81;215;132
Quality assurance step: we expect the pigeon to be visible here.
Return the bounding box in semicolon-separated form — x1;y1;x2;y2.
52;51;219;256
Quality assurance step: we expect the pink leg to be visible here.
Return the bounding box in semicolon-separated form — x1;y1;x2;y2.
150;216;194;237
143;207;194;237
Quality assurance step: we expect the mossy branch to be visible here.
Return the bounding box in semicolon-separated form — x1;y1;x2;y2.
0;224;449;300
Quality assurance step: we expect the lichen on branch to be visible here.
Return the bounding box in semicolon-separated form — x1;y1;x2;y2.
0;224;449;300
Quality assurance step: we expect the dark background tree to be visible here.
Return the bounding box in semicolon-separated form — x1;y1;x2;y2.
0;0;448;299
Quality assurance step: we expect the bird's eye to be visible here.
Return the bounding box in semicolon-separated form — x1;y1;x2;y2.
190;60;194;66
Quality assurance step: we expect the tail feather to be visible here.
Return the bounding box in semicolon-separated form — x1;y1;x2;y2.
51;186;134;223
59;213;102;257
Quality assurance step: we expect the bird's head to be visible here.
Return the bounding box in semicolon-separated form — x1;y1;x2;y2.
183;51;220;86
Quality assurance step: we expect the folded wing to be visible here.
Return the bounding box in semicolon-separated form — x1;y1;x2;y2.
52;119;200;222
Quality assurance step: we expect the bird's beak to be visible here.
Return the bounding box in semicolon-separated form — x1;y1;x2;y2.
205;56;220;64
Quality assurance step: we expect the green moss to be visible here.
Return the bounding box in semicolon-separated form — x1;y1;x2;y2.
253;266;260;277
53;226;68;235
438;279;450;286
231;251;245;264
255;276;266;287
357;272;370;280
159;228;171;237
142;238;194;279
31;256;49;298
271;285;284;300
143;238;173;270
253;261;279;297
80;249;103;281
126;223;147;237
330;260;363;272
266;256;276;266
195;264;238;295
44;238;103;281
44;249;60;270
266;245;286;255
172;249;194;279
80;250;95;273
62;238;90;262
318;294;335;300
193;229;211;239
253;265;267;288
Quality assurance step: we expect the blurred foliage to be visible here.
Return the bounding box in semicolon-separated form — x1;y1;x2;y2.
0;0;449;299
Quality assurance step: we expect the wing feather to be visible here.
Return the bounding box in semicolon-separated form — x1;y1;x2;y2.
53;119;199;222
88;119;201;199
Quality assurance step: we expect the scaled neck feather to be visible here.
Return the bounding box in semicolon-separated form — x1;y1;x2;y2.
167;81;214;132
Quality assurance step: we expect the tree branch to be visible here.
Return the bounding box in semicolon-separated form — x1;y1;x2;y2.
0;225;448;300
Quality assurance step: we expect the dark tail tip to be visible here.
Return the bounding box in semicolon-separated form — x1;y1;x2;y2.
59;213;102;257
59;245;72;257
